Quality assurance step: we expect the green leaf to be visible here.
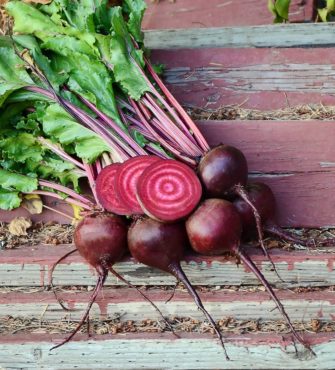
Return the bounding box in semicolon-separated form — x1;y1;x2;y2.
42;104;111;163
51;52;123;126
267;0;277;16
123;0;146;42
274;0;291;20
0;133;43;163
318;7;329;22
0;189;22;210
6;1;97;51
0;169;38;193
110;7;149;99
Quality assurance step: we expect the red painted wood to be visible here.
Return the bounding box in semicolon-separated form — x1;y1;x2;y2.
151;48;335;110
143;0;314;30
0;289;333;305
0;244;334;267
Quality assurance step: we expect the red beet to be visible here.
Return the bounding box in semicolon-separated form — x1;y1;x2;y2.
137;159;202;222
186;198;312;353
233;182;306;245
186;199;242;256
115;155;162;214
50;213;127;350
198;145;248;198
96;164;131;215
128;217;229;359
198;145;273;271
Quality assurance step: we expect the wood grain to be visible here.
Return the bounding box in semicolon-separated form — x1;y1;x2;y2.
144;23;335;49
0;333;333;369
1;244;335;288
142;0;314;30
1;289;334;323
152;48;335;109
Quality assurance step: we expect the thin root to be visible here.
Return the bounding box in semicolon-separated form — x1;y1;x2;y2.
50;273;106;351
49;249;78;311
234;185;284;282
109;267;179;338
238;245;315;356
169;262;230;360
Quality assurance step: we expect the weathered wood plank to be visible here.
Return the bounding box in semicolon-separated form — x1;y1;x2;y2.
152;48;335;109
0;333;333;369
1;289;334;322
1;244;335;288
143;0;314;30
144;23;335;49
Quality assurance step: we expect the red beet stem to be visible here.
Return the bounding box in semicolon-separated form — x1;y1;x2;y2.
169;262;229;360
143;56;210;152
50;273;107;351
237;245;314;354
234;184;283;282
49;248;78;311
109;267;178;337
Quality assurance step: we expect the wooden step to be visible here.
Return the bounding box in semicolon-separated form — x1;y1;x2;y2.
0;333;333;369
142;0;314;30
0;288;334;323
0;244;334;288
152;48;335;109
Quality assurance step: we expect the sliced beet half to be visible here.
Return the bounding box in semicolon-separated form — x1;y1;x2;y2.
136;159;202;222
115;155;162;214
95;163;131;215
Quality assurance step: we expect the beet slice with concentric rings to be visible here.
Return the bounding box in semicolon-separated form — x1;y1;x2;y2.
136;159;202;222
115;155;162;214
96;163;131;215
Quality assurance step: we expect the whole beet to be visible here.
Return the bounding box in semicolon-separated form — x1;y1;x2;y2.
186;199;242;255
198;145;248;197
74;213;128;274
128;217;229;359
127;218;187;273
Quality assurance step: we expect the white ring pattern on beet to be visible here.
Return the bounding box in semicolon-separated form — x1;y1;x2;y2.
137;160;202;220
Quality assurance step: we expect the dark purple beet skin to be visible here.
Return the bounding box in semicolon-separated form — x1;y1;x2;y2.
127;218;187;273
233;182;276;238
74;213;128;273
186;199;242;256
198;145;248;197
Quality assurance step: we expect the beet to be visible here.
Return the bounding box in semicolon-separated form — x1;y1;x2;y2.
96;164;131;215
115;155;162;214
198;145;248;198
186;199;242;255
233;182;307;245
198;146;277;274
137;159;202;222
186;198;312;353
128;217;229;359
50;213;128;350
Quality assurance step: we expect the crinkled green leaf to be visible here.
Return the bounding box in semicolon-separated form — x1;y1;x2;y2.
110;7;149;99
123;0;146;42
0;189;22;210
51;52;123;126
0;169;38;193
13;35;66;90
42;104;110;163
0;133;43;163
6;1;96;48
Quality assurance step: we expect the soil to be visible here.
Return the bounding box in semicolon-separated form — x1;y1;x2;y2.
189;103;335;121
